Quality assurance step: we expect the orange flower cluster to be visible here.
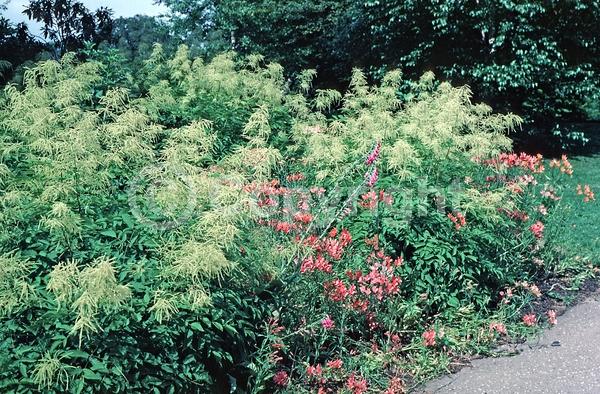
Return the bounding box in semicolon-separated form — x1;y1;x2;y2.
346;374;368;394
286;172;305;182
383;377;405;394
577;184;595;202
492;152;545;173
529;221;545;239
273;371;289;386
422;329;437;347
299;228;352;274
549;155;573;175
359;190;393;209
323;237;402;309
489;322;507;335
447;211;466;230
522;313;537;326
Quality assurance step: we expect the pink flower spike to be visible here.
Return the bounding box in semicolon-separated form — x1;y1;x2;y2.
365;141;381;165
365;167;379;187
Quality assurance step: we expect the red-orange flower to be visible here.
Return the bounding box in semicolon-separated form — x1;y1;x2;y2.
326;359;343;369
286;172;305;182
306;363;323;377
577;184;595;202
346;374;368;394
273;371;289;386
550;155;573;175
448;211;466;230
522;313;537;326
529;221;544;239
422;329;436;347
489;322;507;335
300;254;332;274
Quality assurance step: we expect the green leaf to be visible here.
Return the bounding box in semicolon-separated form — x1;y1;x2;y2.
82;368;102;381
223;324;238;336
65;350;90;359
100;229;117;238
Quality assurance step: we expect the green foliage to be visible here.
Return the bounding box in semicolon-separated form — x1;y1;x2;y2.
0;52;280;392
159;0;354;85
160;0;600;132
0;48;593;392
0;16;47;84
583;92;600;121
24;0;114;57
111;15;179;64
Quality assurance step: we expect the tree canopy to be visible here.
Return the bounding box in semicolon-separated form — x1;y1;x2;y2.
23;0;114;56
159;0;600;127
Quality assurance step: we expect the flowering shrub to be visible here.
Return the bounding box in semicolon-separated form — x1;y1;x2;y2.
242;70;591;391
0;49;594;392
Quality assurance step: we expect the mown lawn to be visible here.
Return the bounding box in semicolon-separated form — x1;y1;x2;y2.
560;153;600;260
561;125;600;266
520;125;600;267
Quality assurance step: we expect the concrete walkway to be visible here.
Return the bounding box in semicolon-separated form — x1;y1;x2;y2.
419;296;600;394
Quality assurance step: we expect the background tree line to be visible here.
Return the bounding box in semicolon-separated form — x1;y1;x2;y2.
1;0;600;145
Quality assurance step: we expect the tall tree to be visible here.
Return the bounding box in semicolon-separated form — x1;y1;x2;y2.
112;15;179;62
360;0;600;125
160;0;600;131
159;0;354;87
0;4;47;84
23;0;114;57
